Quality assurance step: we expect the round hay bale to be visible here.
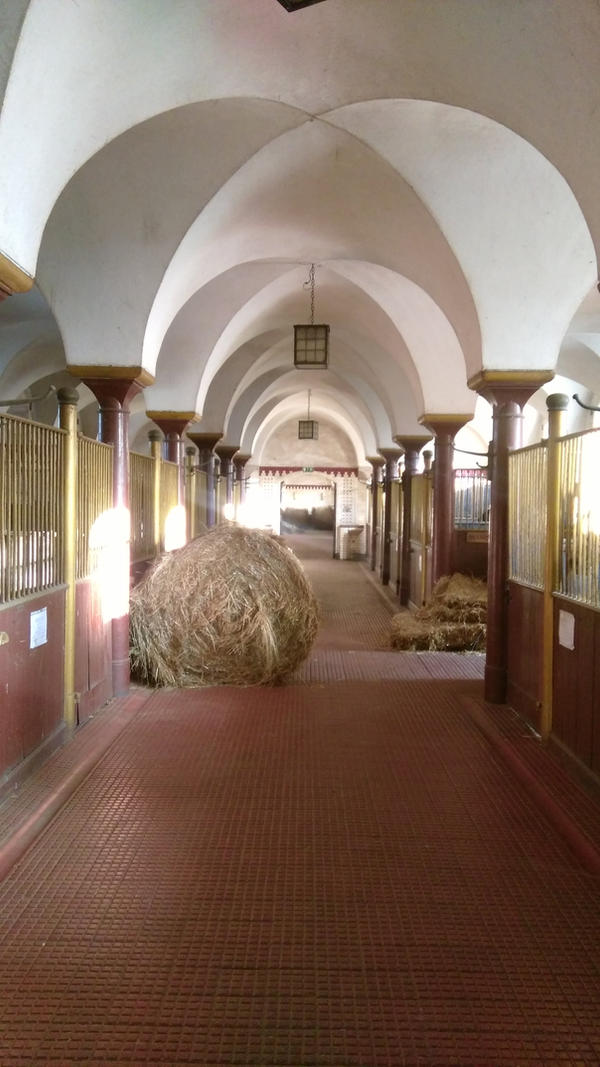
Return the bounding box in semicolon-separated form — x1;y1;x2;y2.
130;526;319;687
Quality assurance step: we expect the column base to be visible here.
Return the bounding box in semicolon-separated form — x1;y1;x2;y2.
112;616;131;697
484;662;507;705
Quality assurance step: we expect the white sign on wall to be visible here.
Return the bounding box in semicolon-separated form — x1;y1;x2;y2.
30;607;48;649
558;609;575;651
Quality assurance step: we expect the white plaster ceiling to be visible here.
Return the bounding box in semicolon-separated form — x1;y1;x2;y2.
0;0;599;460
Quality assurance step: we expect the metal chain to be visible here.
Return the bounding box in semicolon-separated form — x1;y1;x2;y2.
303;262;316;324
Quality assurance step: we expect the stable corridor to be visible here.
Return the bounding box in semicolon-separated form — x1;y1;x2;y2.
1;535;600;1065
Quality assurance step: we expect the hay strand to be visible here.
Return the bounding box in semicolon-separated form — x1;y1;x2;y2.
130;526;319;687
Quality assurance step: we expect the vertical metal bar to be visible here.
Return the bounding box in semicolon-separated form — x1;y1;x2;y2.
541;395;568;740
58;389;78;729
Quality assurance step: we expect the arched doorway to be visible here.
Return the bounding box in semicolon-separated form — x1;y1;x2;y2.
280;471;335;536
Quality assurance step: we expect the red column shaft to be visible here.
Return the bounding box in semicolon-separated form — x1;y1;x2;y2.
485;399;523;703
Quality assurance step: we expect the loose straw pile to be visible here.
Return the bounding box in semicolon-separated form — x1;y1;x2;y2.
391;573;487;652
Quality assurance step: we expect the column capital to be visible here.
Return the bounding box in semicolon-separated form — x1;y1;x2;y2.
233;452;251;468
214;444;239;463
377;447;403;463
187;431;223;454
146;410;199;438
393;433;432;456
418;413;472;438
0;251;33;302
366;455;385;468
467;369;553;407
70;365;154;408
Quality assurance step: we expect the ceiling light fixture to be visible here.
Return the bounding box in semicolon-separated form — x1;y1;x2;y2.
298;388;319;440
275;0;328;11
294;263;329;368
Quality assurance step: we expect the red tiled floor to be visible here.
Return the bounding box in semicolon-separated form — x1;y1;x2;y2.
0;533;600;1065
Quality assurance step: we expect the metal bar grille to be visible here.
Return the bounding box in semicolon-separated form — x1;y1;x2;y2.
160;459;180;543
508;442;547;589
557;428;600;607
454;468;491;529
410;474;427;543
0;413;66;602
190;470;208;534
130;451;155;563
76;437;113;580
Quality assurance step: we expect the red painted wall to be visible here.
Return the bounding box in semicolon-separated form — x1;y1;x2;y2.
0;589;65;782
453;530;488;580
75;579;112;725
506;581;544;732
552;596;600;775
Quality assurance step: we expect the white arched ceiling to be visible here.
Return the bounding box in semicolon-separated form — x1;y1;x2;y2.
0;287;61;377
224;363;381;455
188;260;471;419
35;100;305;368
150;258;471;434
218;334;422;448
262;418;357;471
0;338;64;399
144;118;479;377
2;1;600;275
1;0;599;462
326;100;596;371
248;393;370;469
329;261;474;410
557;341;600;398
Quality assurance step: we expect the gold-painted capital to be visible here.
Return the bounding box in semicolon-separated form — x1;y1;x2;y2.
467;369;554;406
419;413;472;437
393;433;432;454
68;364;155;388
146;410;199;422
0;251;34;299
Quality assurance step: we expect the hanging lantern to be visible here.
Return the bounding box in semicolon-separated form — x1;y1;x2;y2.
294;264;329;368
276;0;328;11
298;389;319;439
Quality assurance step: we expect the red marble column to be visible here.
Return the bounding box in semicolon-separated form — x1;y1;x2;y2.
366;457;384;572
80;372;149;697
393;434;432;605
378;448;402;587
187;432;222;527
233;453;252;504
214;444;239;508
469;372;552;704
146;412;195;505
419;415;471;585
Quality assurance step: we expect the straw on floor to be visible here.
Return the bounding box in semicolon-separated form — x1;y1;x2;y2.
391;573;487;652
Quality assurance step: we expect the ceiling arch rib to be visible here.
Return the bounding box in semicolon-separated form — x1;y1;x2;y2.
328;261;474;415
227;340;399;446
199;321;421;446
223;362;382;455
188;262;431;418
145;117;479;379
152;258;469;432
2;1;599;277
35;99;307;369
245;392;372;468
326;100;596;373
